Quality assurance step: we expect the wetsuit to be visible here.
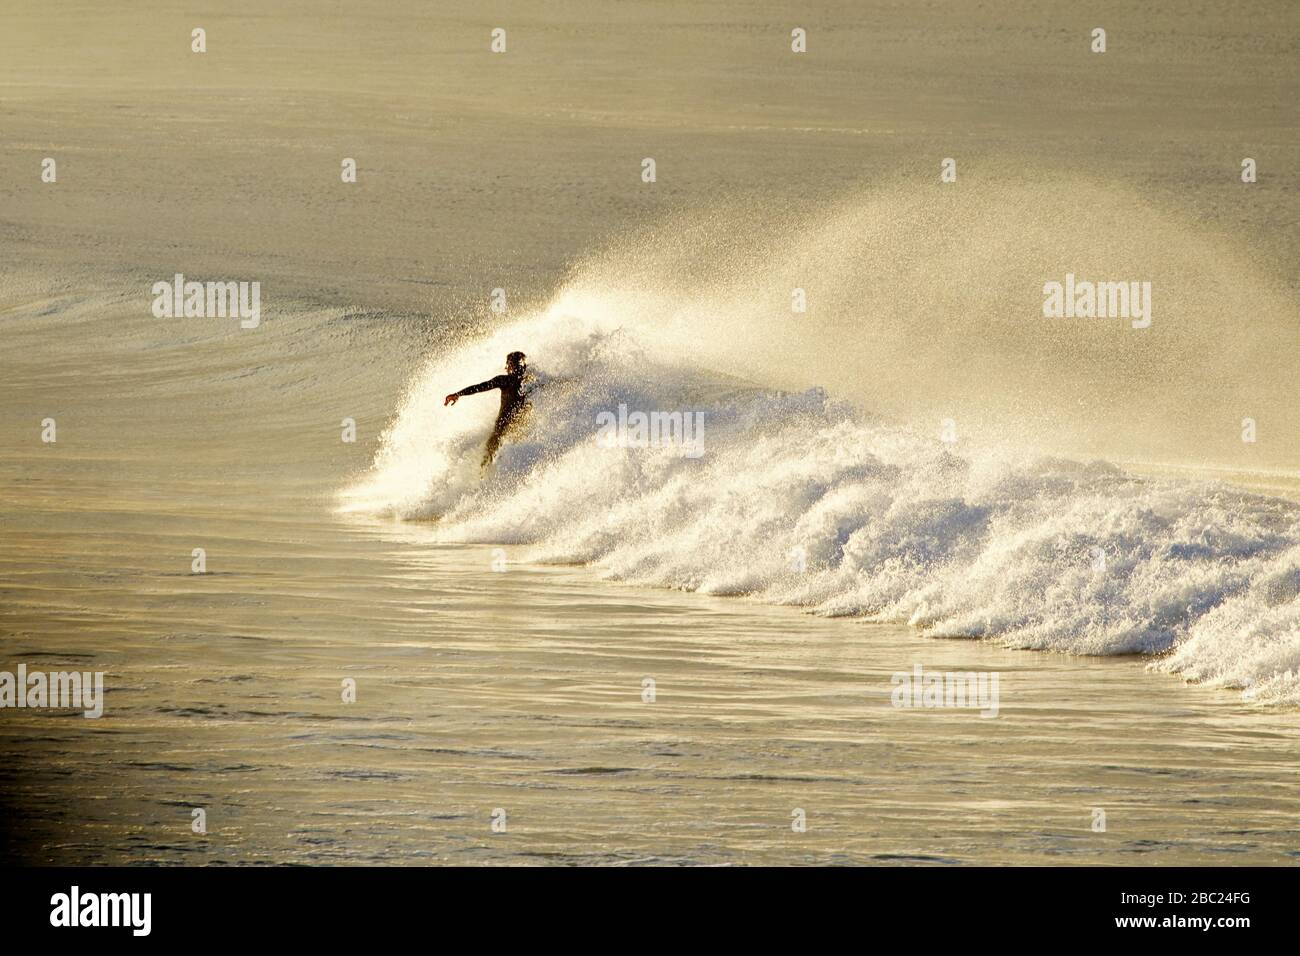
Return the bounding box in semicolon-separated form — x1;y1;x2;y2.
453;369;531;467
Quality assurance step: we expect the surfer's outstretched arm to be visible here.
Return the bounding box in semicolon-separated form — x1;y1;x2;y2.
444;375;507;406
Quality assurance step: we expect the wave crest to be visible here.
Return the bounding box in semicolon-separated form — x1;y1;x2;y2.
342;307;1300;706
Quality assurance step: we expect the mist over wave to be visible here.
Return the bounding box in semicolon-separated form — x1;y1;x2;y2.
342;183;1299;705
341;309;1300;708
557;178;1300;471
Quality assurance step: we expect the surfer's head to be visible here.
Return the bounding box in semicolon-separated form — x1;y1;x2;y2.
506;351;526;372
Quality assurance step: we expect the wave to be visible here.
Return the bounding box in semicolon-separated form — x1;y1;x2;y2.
341;304;1300;707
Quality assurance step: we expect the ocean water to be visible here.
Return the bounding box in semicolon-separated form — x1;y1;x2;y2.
2;272;1299;865
2;0;1297;866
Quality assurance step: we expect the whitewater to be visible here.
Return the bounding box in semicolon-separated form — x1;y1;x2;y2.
341;299;1300;708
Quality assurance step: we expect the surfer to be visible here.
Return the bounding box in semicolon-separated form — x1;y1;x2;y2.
444;351;532;468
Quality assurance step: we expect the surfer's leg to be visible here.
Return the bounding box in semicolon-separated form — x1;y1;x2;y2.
481;408;527;471
481;430;502;468
481;416;509;468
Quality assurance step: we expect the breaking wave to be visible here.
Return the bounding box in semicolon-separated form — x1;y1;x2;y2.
341;303;1300;707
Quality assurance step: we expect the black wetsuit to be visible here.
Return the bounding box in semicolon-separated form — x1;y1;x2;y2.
454;369;530;466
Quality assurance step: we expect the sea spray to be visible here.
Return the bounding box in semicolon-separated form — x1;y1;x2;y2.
341;308;1300;706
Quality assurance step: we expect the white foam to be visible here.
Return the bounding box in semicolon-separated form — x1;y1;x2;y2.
341;306;1300;707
